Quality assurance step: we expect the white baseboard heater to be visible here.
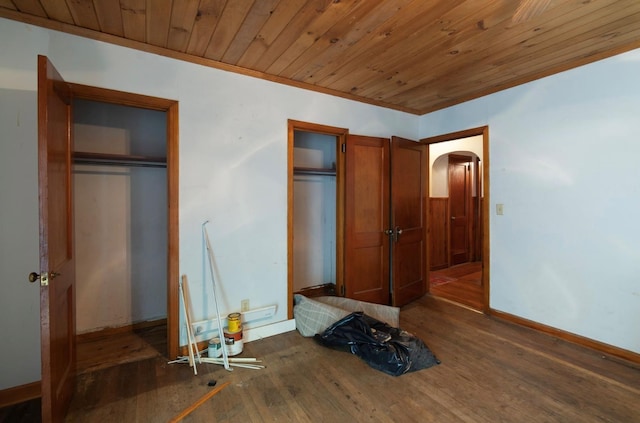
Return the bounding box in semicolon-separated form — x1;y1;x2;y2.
189;305;277;343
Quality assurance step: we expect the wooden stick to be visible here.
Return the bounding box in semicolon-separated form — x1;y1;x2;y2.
179;276;197;374
203;358;262;364
181;275;202;364
224;363;264;370
199;358;265;369
203;222;232;371
215;357;261;363
169;381;231;423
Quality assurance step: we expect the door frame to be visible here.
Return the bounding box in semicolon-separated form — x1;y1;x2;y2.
421;126;490;312
68;83;180;358
287;120;348;319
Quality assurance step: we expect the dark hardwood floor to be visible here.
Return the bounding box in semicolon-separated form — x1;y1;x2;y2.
0;398;40;423
429;261;484;311
76;322;167;375
3;296;640;422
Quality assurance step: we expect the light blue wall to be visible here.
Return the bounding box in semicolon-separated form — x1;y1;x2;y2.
420;48;640;354
2;14;639;392
0;17;417;390
0;20;48;392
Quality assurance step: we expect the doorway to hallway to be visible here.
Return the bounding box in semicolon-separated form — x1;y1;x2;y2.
422;126;489;312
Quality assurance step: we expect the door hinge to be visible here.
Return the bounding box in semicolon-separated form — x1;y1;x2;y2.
340;284;345;296
41;272;49;287
341;143;346;153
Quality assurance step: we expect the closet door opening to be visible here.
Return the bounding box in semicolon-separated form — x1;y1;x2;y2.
72;99;169;370
287;120;347;318
423;127;489;313
293;131;337;296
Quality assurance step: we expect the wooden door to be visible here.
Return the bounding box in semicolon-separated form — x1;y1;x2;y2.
390;137;427;306
37;55;76;422
344;135;390;304
449;154;471;265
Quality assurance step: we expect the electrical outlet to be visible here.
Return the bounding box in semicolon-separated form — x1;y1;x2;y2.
241;299;250;312
496;203;504;215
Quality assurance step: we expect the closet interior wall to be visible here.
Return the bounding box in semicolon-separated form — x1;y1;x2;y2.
292;131;337;293
72;99;168;334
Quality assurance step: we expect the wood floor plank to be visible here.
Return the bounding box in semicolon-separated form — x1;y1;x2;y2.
409;296;640;389
402;298;640;422
430;261;484;310
4;294;640;422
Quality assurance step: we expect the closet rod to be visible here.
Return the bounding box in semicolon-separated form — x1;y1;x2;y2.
74;158;167;168
293;167;336;176
73;152;167;168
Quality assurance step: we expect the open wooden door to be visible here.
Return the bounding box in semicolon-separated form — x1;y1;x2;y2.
449;154;472;266
390;137;427;306
345;135;426;306
344;135;390;304
37;55;76;423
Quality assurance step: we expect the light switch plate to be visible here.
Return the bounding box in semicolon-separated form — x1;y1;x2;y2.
241;299;250;312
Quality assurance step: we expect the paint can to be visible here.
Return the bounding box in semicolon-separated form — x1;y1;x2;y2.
223;327;244;356
227;312;242;333
208;337;222;358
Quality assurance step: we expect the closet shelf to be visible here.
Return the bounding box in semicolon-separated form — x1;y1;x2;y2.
294;166;336;176
74;152;167;168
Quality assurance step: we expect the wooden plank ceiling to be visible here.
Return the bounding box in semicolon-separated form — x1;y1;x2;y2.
2;0;640;114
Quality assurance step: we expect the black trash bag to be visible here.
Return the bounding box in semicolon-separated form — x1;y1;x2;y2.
314;312;440;376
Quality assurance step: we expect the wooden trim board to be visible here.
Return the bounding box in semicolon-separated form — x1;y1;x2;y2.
488;307;640;365
0;381;40;408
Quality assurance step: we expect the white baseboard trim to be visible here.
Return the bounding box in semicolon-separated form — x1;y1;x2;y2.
244;319;296;343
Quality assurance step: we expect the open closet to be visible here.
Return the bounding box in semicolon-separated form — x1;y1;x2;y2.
288;120;427;314
72;99;168;346
292;129;341;297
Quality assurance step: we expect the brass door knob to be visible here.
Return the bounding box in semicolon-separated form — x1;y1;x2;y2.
28;272;40;283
